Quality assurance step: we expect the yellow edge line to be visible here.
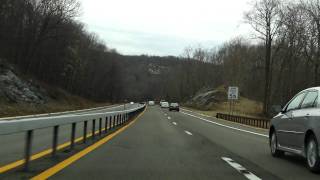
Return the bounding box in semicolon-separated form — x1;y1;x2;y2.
0;116;131;173
31;108;146;180
0;129;101;174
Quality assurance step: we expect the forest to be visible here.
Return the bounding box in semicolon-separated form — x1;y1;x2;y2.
1;0;320;115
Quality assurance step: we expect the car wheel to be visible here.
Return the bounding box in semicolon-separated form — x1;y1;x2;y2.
270;131;284;157
306;135;320;172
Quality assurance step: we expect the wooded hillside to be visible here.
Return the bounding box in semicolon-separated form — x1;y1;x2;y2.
1;0;320;115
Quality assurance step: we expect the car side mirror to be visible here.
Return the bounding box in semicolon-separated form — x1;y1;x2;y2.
280;105;287;113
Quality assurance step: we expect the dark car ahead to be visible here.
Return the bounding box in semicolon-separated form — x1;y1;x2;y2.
269;87;320;172
169;103;179;111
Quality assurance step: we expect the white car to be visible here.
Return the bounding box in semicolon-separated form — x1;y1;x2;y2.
161;102;169;108
130;102;134;105
148;101;155;105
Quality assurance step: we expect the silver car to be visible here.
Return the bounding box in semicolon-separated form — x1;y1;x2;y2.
269;87;320;172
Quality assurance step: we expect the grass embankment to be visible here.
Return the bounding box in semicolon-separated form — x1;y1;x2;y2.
184;97;264;119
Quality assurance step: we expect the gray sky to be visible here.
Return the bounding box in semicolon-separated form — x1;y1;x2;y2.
79;0;253;56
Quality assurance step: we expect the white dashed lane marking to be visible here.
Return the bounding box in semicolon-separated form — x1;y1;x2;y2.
222;157;261;180
184;130;193;136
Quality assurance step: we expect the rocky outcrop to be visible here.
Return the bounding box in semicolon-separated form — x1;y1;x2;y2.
185;87;227;110
0;59;47;104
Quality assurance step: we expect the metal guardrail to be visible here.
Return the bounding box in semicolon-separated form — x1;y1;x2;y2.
0;104;123;121
0;104;146;170
216;113;270;129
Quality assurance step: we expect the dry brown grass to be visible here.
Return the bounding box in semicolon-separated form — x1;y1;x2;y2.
184;97;264;119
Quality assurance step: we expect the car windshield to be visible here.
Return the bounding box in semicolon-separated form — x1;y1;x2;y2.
2;0;320;179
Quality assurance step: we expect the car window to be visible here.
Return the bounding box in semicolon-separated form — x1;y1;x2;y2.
301;91;318;109
286;92;306;111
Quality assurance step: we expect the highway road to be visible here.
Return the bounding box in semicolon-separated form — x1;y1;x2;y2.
2;105;320;179
0;103;138;169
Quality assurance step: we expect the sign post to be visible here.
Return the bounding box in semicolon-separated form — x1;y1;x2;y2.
228;86;239;115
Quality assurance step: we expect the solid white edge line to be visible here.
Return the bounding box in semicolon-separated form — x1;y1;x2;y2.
180;111;268;138
181;108;211;118
222;157;261;180
184;130;193;136
172;122;177;125
181;108;193;113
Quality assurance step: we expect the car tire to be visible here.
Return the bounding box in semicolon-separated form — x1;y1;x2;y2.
270;131;284;157
306;135;320;172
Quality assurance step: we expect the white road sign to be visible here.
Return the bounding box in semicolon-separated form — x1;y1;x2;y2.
228;86;239;100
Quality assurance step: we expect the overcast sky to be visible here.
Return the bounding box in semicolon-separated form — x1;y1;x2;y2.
78;0;253;56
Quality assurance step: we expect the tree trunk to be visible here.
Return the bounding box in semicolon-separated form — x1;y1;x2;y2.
314;63;319;86
263;36;272;115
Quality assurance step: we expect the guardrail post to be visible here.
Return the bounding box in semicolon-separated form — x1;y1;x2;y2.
116;115;119;126
105;117;108;133
70;123;76;150
121;114;123;125
92;119;96;139
52;125;59;156
24;130;33;171
113;115;116;128
83;121;88;143
99;118;102;136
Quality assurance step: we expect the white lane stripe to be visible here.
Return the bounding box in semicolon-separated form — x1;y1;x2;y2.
181;108;210;117
222;157;261;180
184;130;193;135
168;116;171;120
172;122;177;125
181;111;268;138
181;108;193;113
200;113;211;118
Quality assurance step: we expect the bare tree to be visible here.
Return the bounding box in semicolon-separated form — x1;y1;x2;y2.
245;0;282;114
300;0;320;85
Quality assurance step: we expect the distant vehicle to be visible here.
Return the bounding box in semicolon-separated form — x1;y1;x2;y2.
169;103;179;111
160;102;169;108
269;87;320;172
130;102;134;105
148;101;155;106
